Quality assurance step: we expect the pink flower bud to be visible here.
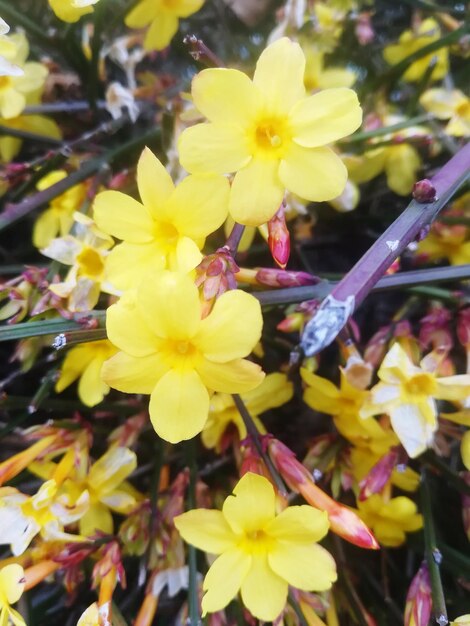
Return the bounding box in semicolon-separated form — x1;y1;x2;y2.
359;447;400;501
355;11;375;45
256;267;319;288
404;563;432;626
457;308;470;347
412;179;437;203
268;205;290;268
419;306;453;351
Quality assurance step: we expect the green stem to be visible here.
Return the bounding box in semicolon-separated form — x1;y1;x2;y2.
421;451;470;497
185;439;201;626
340;114;433;144
232;394;287;495
0;312;106;343
145;438;164;568
420;471;448;625
0;126;63;145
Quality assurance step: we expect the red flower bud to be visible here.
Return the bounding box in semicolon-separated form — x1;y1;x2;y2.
412;179;437;203
268;205;290;268
404;563;432;626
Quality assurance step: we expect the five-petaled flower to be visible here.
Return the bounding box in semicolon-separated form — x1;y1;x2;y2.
93;148;230;291
178;37;362;226
102;271;264;443
175;472;337;621
360;342;470;457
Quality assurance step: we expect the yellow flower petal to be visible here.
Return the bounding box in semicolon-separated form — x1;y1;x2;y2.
253;38;305;114
435;376;470;401
105;241;166;291
420;88;465;119
201;548;251;615
0;88;25;119
240;553;287;622
0;564;25;604
319;67;356;89
269;542;336;591
137;271;201;340
93;191;154;243
222;472;275;535
279;144;347;202
229;158;284;226
149;369;210;443
196;290;262;362
175;0;204;17
106;293;158;357
55;344;94;393
125;0;154;27
174;236;203;272
174;509;237;553
32;209;60;248
78;356;109;406
197;357;265;393
144;13;179;51
178;123;252;174
192;68;260;124
89;447;137;495
101;352;168;394
385;144;421;196
137;147;174;218
80;502;114;536
167;174;230;239
266;505;329;543
244;372;293;415
290;88;362;148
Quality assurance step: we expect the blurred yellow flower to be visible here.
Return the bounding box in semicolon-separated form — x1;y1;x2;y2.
0;564;26;626
383;18;448;83
203;373;293;451
418;221;470;266
303;46;356;91
33;171;88;249
179;37;362;226
103;271;264;443
0;19;23;77
41;213;115;312
77;602;99;626
55;340;118;407
0;114;61;164
357;494;422;547
93;148;230;291
0;32;48;119
462;430;470;471
48;0;100;23
420;88;470;137
360;343;470;458
175;472;337;621
125;0;204;51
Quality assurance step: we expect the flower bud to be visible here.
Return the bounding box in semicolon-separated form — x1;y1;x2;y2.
359;447;400;501
268;205;290;268
413;179;437;203
404;563;432;626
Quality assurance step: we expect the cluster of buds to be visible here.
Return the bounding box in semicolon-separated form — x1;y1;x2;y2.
195;247;239;301
267;437;379;549
277;299;320;333
0;267;50;323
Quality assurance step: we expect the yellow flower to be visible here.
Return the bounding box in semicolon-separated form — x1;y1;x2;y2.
303;45;356;92
0;481;88;555
178;37;362;226
125;0;204;51
0;564;26;626
33;171;88;249
0;32;48;119
102;271;264;443
462;430;470;471
77;603;99;626
55;340;118;407
417;222;470;266
48;0;100;23
360;343;470;458
420;88;470;137
357;494;423;547
452;617;470;626
0;114;61;164
93;148;230;291
175;472;337;621
0;20;23;77
383;18;448;83
29;446;139;536
203;373;293;451
41;213;115;312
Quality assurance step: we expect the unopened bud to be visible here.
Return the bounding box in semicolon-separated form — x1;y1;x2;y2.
359;448;400;501
256;267;319;288
404;563;432;626
413;179;437;203
268;205;290;268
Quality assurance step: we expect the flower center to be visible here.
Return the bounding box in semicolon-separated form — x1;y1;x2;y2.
404;372;437;396
153;220;179;249
76;246;105;280
160;338;200;369
252;117;291;157
0;76;12;91
240;528;273;554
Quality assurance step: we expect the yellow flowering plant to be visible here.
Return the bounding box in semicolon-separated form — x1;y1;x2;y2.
175;472;337;621
178;37;362;225
0;4;469;625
